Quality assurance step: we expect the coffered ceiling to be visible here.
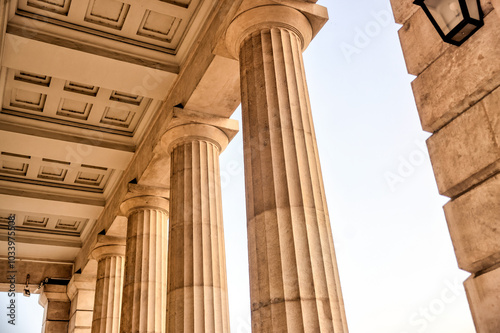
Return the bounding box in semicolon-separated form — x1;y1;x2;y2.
0;0;221;270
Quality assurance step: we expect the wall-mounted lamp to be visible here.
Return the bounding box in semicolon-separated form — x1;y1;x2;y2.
23;274;30;297
413;0;484;45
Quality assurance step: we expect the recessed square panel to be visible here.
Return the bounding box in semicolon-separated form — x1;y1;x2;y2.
23;216;49;228
14;71;51;87
0;152;30;176
0;212;12;223
110;90;143;105
74;171;104;186
64;81;99;96
27;0;71;15
84;0;130;30
10;89;47;112
55;219;82;231
57;98;92;120
38;165;68;181
0;161;29;176
100;107;134;128
137;10;182;42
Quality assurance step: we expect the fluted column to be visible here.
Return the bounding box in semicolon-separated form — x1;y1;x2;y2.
163;124;230;333
119;195;169;333
91;236;125;333
226;5;348;332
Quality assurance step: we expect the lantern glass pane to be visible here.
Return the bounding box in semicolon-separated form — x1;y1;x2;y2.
465;0;480;20
425;0;464;34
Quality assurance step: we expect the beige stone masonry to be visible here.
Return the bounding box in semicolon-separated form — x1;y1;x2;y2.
390;0;500;331
389;0;418;24
426;86;500;198
398;9;450;76
119;192;169;333
444;173;500;273
91;235;126;333
411;10;500;133
67;274;96;333
390;0;493;25
397;0;494;77
464;266;500;332
225;3;347;332
490;0;500;17
39;284;71;333
163;123;230;333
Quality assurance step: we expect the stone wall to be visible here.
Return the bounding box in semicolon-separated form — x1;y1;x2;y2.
389;1;500;332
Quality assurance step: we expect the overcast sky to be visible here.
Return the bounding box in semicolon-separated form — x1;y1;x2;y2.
1;1;477;332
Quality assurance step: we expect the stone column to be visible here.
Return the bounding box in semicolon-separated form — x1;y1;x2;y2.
91;235;125;333
119;194;169;333
163;124;230;333
39;283;70;333
67;274;96;333
225;5;348;332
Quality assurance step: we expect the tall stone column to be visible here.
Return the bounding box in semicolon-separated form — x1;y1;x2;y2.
67;273;96;333
91;235;125;333
119;193;169;333
39;283;71;333
225;5;348;332
163;124;230;333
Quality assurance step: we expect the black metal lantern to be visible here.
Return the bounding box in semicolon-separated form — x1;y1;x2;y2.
413;0;484;45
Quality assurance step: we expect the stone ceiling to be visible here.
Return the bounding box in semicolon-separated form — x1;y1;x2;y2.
0;0;222;267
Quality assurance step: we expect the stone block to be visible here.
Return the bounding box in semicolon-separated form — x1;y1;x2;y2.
411;11;500;132
464;266;500;332
390;0;418;24
398;9;450;75
46;301;71;321
491;0;500;17
43;284;67;294
427;88;500;198
44;320;69;333
69;310;93;332
444;174;500;273
390;0;492;25
69;290;95;314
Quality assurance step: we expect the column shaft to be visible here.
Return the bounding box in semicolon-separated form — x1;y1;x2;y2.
240;27;347;332
92;243;125;333
120;198;168;333
167;139;230;333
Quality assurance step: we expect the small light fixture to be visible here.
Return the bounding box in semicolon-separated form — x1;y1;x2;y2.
413;0;484;45
23;274;30;297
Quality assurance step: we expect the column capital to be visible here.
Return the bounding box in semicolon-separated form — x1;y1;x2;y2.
161;123;230;154
120;195;169;216
91;235;126;261
223;0;328;59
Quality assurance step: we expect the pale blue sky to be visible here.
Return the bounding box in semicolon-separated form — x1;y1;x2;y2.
0;1;476;332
